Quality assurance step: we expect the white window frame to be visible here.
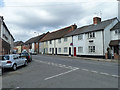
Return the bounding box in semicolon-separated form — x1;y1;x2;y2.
88;46;95;53
64;47;68;53
58;39;61;43
78;47;83;53
58;48;61;53
115;30;120;34
78;34;83;40
64;37;67;42
88;32;95;39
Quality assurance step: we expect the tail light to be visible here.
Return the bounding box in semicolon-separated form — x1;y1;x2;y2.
28;56;30;59
7;61;12;63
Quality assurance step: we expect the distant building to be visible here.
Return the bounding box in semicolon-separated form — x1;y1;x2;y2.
0;16;15;55
24;33;48;53
13;41;24;54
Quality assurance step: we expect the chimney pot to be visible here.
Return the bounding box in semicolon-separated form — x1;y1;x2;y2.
93;17;101;25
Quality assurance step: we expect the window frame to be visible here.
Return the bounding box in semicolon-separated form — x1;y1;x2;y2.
88;46;95;53
58;39;61;43
78;47;83;53
78;34;83;40
88;32;95;39
58;48;61;53
64;37;68;42
49;40;52;44
64;47;68;53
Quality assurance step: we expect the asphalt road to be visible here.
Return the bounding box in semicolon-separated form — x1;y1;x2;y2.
2;54;119;89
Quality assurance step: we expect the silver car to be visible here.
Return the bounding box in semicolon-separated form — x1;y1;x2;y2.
0;54;28;71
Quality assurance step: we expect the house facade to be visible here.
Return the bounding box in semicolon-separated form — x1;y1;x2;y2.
109;22;120;59
55;37;73;56
13;41;24;53
65;17;119;59
24;33;47;53
40;24;77;55
0;16;15;55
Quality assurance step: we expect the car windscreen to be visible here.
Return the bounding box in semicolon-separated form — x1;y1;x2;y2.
21;53;29;56
0;56;9;60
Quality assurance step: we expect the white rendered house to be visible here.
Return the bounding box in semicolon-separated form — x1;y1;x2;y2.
65;17;119;58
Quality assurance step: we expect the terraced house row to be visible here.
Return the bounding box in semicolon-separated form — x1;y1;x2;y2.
21;16;120;59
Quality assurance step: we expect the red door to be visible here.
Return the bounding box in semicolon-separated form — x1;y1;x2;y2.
74;47;76;56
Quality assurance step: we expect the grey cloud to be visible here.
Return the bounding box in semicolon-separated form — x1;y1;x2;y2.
2;2;118;41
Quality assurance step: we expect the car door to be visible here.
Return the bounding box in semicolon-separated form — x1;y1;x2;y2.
19;56;25;65
13;55;21;67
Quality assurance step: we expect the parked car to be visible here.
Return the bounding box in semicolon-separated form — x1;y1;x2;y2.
30;51;37;55
20;52;32;62
0;54;28;71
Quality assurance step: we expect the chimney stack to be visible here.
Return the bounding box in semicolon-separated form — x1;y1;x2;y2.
93;17;101;25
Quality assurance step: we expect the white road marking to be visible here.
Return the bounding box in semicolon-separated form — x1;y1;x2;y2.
10;87;20;90
62;65;66;67
100;72;109;75
54;64;58;66
91;70;98;73
34;60;118;78
44;68;79;80
111;75;119;78
82;69;89;71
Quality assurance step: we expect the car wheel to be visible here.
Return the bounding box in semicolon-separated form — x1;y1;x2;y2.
12;64;17;71
24;61;28;66
30;58;32;62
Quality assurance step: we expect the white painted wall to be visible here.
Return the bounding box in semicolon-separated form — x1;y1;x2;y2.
73;34;86;55
56;36;73;55
111;29;120;40
73;31;104;56
39;42;44;54
104;19;118;54
85;31;104;55
48;40;55;54
32;43;34;52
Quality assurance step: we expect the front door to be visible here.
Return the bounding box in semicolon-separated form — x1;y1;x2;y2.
69;47;71;55
55;48;57;55
52;48;54;54
74;47;76;56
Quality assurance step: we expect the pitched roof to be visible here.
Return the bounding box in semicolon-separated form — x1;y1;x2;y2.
14;41;24;46
25;33;47;44
65;17;117;37
40;24;77;42
110;22;120;31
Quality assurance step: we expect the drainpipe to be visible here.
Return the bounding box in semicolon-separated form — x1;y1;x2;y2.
102;30;105;58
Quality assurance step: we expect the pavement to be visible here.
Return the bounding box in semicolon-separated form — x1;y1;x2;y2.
43;54;119;63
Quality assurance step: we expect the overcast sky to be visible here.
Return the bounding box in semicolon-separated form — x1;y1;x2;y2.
0;0;118;42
